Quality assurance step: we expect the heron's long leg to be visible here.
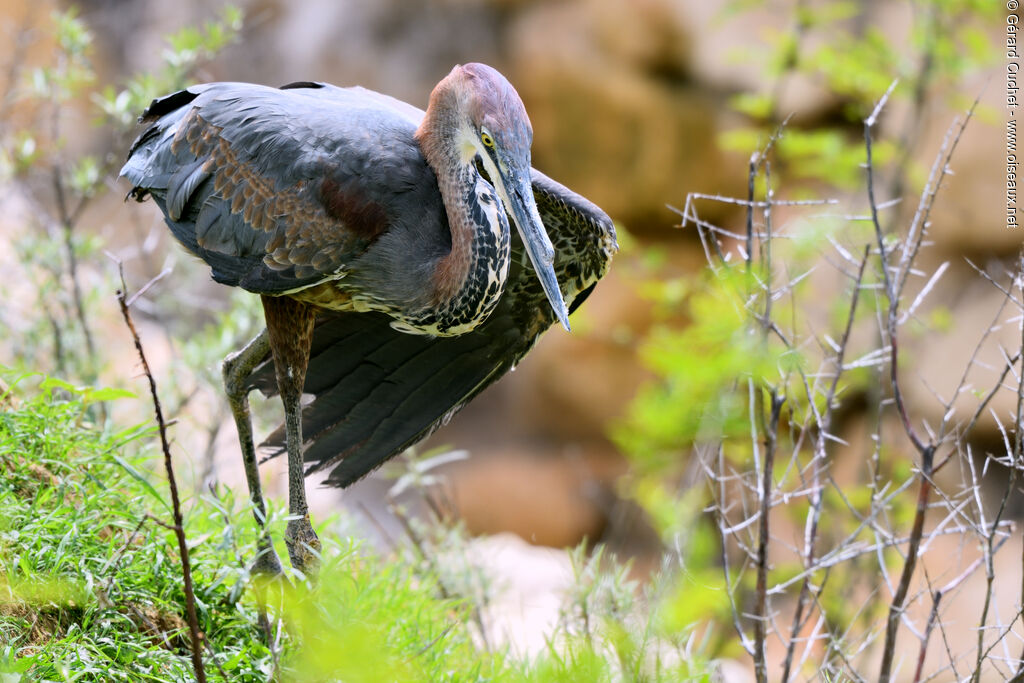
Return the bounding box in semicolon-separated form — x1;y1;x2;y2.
261;295;320;573
222;329;284;577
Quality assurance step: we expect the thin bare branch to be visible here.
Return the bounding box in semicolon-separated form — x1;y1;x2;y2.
753;388;785;683
116;266;207;683
782;245;870;683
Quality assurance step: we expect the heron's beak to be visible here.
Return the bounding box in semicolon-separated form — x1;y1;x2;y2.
501;165;571;332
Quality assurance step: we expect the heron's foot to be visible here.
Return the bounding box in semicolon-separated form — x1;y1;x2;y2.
251;534;285;578
284;514;321;574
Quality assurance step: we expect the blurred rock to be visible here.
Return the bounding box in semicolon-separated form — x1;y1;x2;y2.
223;0;504;104
516;271;651;440
443;443;623;547
507;0;746;235
464;532;575;655
907;77;1013;255
511;243;707;440
904;254;1023;454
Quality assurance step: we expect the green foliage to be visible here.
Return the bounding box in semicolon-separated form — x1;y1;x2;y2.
277;549;498;683
0;377;719;681
810;29;904;102
96;5;243;129
615;266;786;465
617;2;1001;675
720;0;998;189
0;5;244;395
0;379;472;681
0;378;258;681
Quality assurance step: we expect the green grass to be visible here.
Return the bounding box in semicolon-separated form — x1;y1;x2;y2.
0;378;714;682
0;381;278;681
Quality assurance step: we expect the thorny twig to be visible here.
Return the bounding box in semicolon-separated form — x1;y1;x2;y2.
781;245;870;683
912;539;1005;683
866;79;932;683
958;261;1024;682
753;387;785;683
683;65;1009;680
873;86;985;683
707;443;757;657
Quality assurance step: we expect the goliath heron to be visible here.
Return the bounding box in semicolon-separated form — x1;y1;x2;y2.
121;63;616;574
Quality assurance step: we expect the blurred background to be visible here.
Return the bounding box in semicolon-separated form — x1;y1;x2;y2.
0;0;1009;676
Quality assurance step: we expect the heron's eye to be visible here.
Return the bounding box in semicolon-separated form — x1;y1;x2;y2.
481;131;495;149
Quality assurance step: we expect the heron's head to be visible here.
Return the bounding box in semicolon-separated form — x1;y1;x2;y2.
418;63;570;331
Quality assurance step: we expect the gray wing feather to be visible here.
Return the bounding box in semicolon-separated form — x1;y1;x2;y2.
250;171;616;488
167;159;210;222
120;82;434;293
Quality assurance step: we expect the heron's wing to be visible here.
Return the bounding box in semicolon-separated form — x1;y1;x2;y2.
250;307;524;487
250;172;616;488
120;82;434;293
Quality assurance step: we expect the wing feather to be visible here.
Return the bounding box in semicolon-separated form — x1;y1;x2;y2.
250;172;616;488
120;82;430;294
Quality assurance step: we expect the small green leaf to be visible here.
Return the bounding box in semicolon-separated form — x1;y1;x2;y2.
39;377;78;395
108;453;170;513
85;387;136;402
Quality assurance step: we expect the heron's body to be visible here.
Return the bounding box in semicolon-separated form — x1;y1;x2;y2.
121;64;616;573
123;80;513;336
250;166;615;488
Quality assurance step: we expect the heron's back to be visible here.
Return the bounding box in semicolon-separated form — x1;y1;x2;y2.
121;81;447;297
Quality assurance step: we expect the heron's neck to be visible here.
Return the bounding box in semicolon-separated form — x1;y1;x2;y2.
414;117;511;336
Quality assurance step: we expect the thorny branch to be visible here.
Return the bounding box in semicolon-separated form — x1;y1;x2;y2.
864;80;930;683
781;245;870;683
873;86;985;683
753;385;785;683
684;73;1018;680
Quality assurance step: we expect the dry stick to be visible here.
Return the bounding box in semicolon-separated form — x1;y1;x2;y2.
898;104;983;461
934;307;1018;474
745;151;757;273
781;245;870;683
912;542;1007;683
710;443;757;657
695;125;793;676
762;164;774;328
1012;256;1024;679
807;580;871;683
865;80;937;683
744;148;765;683
875;287;937;678
116;275;207;683
753;388;785;683
742;117;791;272
755;159;784;683
971;273;1024;682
